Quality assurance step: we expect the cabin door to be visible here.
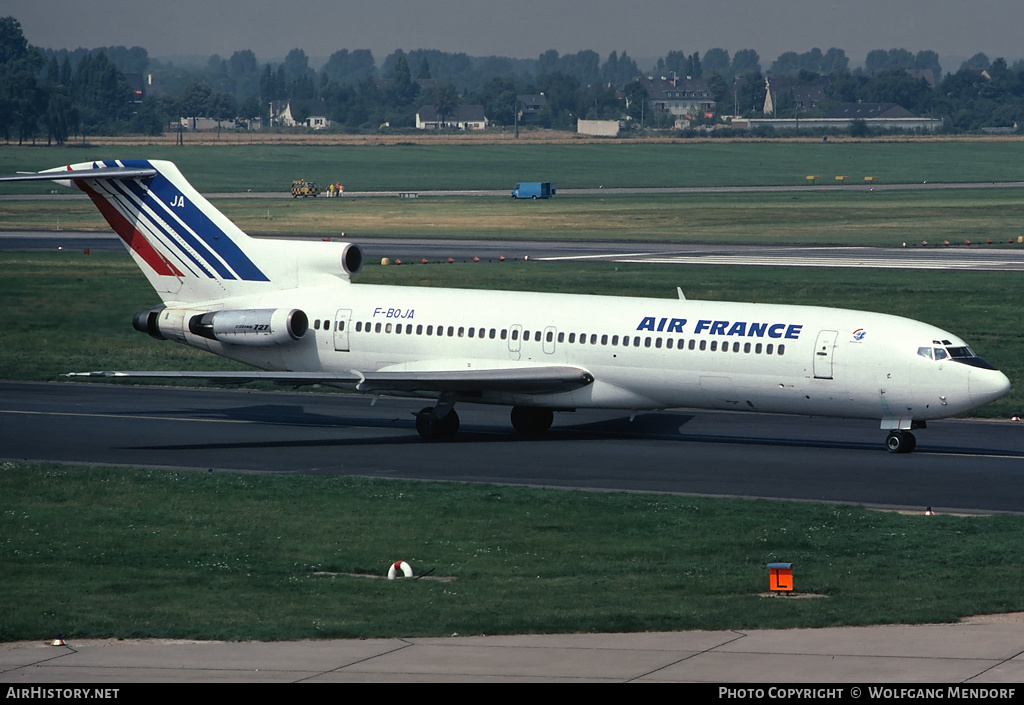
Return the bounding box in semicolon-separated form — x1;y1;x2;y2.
333;309;352;352
813;330;838;379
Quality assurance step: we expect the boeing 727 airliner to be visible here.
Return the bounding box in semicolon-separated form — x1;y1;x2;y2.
1;160;1011;452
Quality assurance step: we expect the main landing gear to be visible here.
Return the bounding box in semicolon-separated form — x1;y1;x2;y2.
885;430;917;454
414;394;460;440
414;403;557;440
415;406;460;440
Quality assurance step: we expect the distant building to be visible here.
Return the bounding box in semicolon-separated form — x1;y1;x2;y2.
761;75;831;114
269;100;331;129
736;102;941;132
416;104;487;130
517;94;547;124
642;75;716;119
823;103;918;120
577;119;620;137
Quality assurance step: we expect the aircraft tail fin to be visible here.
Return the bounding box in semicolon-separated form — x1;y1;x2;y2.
1;160;361;304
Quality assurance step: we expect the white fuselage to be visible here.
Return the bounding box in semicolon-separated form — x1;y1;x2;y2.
175;279;1010;423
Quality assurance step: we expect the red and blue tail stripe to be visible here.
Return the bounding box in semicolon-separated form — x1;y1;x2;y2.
88;160;269;282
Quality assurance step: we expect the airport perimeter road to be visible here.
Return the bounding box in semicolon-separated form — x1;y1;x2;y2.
3;381;1022;513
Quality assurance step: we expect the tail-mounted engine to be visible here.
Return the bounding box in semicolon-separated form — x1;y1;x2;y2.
134;306;309;347
188;308;309;346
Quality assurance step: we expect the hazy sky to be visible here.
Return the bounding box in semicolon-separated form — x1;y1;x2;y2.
14;0;1024;68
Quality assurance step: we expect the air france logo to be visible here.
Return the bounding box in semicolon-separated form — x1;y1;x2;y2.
636;317;803;339
852;328;867;341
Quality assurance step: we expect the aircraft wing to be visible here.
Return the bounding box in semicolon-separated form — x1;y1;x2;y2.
67;366;595;395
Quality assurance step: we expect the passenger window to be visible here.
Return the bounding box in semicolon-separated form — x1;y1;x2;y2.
622;336;629;347
644;337;651;348
468;328;475;338
314;320;321;330
324;320;331;331
374;322;381;333
689;339;695;350
590;334;597;345
710;341;718;351
501;329;507;340
490;329;496;339
755;343;762;354
612;335;619;345
385;323;392;334
733;342;740;353
547;331;554;343
512;330;519;341
655;338;662;349
558;332;565;343
699;340;706;351
634;336;641;347
417;325;423;335
744;342;751;353
447;326;454;337
536;331;543;342
778;344;786;355
666;339;673;349
767;344;774;355
569;333;576;343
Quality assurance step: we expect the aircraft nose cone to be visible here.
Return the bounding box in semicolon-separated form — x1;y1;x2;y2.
969;369;1011;406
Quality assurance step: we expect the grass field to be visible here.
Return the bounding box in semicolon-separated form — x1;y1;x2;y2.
2;140;1024;193
4;463;1024;642
5;189;1024;248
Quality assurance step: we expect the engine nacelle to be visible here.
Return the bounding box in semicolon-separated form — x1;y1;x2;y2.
341;242;363;276
133;306;167;340
188;308;309;347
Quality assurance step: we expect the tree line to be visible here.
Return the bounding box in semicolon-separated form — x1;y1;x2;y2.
2;15;1023;141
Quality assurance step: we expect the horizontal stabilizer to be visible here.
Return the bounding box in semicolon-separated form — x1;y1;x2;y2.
0;166;157;183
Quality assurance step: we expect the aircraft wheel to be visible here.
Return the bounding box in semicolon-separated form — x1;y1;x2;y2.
885;430;916;454
510;406;553;434
415;407;459;440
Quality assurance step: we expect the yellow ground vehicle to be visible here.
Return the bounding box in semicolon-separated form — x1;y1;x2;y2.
290;179;320;198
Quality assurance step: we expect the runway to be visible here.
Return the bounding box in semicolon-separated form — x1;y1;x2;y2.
5;231;1024;271
3;381;1022;513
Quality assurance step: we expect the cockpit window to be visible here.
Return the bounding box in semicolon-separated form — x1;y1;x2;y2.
919;343;998;370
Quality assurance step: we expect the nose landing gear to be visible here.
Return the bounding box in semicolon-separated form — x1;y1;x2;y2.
885;430;917;454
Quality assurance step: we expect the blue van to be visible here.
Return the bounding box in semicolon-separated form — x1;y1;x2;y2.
511;182;556;199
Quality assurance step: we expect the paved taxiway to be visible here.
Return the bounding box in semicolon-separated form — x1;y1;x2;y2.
5;231;1024;272
4;613;1024;682
3;381;1022;512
